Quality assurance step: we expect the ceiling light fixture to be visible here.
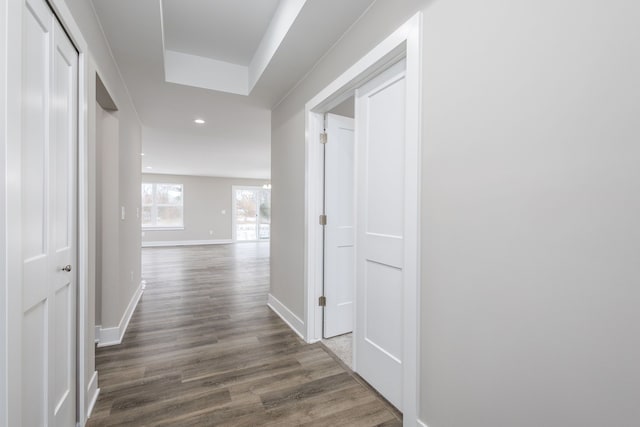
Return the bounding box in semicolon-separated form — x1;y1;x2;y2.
194;118;205;124
145;166;153;170
141;153;145;156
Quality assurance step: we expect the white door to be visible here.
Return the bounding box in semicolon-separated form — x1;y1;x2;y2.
22;0;78;425
354;59;406;410
323;113;355;338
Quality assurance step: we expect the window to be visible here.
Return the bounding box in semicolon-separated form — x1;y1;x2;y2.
233;187;271;241
142;183;184;228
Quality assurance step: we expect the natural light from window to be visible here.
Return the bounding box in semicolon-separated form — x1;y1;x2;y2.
234;187;271;241
142;183;184;228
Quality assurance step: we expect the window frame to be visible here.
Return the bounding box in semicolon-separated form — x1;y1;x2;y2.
141;182;185;230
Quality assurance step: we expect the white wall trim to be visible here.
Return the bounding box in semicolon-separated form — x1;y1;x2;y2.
97;282;143;347
85;371;99;419
142;239;233;248
267;293;305;340
303;12;423;426
94;325;101;344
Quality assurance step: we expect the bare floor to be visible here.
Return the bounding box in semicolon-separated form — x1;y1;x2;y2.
88;243;401;426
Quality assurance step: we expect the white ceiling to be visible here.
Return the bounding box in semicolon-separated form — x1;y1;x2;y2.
162;0;280;66
91;0;376;179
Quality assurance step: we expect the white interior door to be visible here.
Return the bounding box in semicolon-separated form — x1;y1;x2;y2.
22;0;78;424
323;113;355;338
354;59;406;410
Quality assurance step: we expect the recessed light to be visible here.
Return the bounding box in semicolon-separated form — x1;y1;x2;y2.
145;166;153;170
141;153;145;156
194;119;205;124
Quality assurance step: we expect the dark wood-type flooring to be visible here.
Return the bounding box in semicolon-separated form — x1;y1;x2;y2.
88;243;401;426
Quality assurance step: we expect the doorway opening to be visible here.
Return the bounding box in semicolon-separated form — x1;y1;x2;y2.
303;12;423;423
232;186;271;241
94;73;119;348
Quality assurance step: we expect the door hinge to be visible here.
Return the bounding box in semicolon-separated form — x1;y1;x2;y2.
319;214;327;225
320;132;328;144
319;296;326;307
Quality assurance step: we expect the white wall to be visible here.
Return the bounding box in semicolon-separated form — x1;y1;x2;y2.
0;0;8;424
271;110;307;316
271;0;640;425
420;1;640;425
64;0;142;420
141;173;269;244
95;105;120;327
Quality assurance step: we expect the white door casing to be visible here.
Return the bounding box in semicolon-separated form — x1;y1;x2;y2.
354;59;406;411
304;11;422;424
323;113;355;338
22;0;78;424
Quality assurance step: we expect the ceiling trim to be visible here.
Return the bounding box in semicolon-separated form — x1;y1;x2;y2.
248;0;306;90
164;50;249;95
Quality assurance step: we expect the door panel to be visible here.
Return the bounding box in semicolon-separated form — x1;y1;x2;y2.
22;0;78;424
22;302;47;427
365;81;405;238
323;114;355;338
364;261;402;361
22;0;49;263
355;59;406;411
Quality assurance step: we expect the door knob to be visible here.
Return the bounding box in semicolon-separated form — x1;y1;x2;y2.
62;265;72;272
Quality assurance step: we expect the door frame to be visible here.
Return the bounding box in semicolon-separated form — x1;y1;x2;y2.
303;12;423;424
2;0;93;425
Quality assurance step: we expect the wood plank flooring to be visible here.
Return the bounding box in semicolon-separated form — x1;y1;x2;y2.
88;243;401;426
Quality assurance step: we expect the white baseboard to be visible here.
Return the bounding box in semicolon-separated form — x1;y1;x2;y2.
94;325;100;344
97;282;144;347
267;293;305;340
142;239;233;248
417;419;429;427
86;371;99;419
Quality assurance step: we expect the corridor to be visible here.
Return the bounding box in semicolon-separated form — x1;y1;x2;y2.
87;243;401;426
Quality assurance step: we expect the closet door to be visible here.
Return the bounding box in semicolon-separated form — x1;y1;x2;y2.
22;0;78;424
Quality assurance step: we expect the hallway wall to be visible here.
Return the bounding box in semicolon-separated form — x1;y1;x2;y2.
141;173;269;244
0;0;7;423
62;0;143;420
270;0;640;425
